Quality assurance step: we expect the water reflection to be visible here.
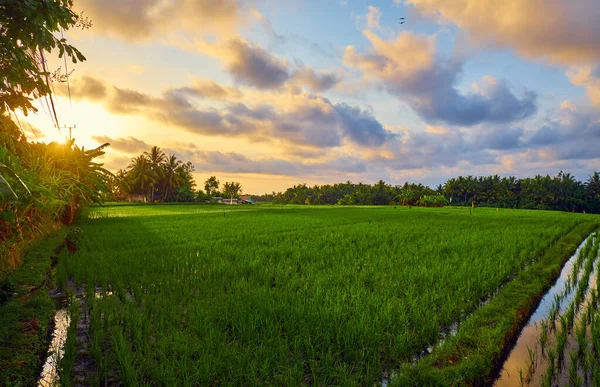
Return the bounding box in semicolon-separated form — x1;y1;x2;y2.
38;308;69;387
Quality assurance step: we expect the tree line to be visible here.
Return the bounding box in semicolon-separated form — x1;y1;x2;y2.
107;147;244;203
271;181;447;207
270;172;600;213
108;146;196;202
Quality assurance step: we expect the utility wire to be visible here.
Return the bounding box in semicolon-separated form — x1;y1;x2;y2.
38;48;61;130
60;28;72;109
11;110;28;141
25;117;40;141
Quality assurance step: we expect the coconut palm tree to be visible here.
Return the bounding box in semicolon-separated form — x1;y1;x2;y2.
162;154;183;201
113;169;131;201
586;172;600;197
144;146;166;200
127;155;157;202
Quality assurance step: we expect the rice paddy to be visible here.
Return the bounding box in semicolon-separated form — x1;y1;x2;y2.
496;232;600;386
51;204;598;385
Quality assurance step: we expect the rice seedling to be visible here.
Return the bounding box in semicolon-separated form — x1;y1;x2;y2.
569;350;582;387
525;344;537;380
556;316;568;370
545;347;557;384
53;204;595;385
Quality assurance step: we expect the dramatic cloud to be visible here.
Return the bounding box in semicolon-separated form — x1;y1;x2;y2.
198;38;290;89
76;0;245;40
526;103;600;150
335;103;394;146
292;66;342;92
61;75;394;148
91;135;150;154
62;75;107;101
197;38;342;92
470;126;524;151
165;79;243;104
404;0;600;66
189;150;367;176
344;30;537;126
94;135;368;177
225;39;290;88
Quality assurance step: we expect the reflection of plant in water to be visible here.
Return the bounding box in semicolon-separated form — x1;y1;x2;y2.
539;319;548;354
58;298;79;384
518;368;524;387
522;344;537;383
548;300;559;332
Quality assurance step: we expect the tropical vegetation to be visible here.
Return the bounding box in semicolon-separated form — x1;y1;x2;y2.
108;146;196;203
0;115;110;270
270;172;600;213
1;0;89;115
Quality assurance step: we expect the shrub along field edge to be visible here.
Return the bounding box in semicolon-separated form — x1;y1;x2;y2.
0;228;68;386
393;219;600;386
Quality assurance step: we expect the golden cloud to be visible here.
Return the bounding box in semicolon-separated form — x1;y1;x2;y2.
76;0;246;40
405;0;600;65
567;66;600;108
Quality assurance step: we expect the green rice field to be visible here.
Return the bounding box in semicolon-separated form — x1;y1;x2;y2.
54;204;599;385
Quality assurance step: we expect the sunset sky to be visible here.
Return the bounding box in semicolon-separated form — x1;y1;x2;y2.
19;0;600;194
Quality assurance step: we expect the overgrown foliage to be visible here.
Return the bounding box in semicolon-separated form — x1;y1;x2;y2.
0;114;110;269
0;0;89;114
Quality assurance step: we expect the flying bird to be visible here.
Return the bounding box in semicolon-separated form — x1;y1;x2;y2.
399;17;405;25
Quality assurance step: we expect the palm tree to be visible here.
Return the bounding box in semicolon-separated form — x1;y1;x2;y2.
162;154;183;201
144;146;166;200
127;155;157;202
114;169;131;200
586;172;600;197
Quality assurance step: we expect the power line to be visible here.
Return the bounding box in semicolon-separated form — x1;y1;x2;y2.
25;117;40;141
60;28;73;109
11;110;28;141
38;48;61;129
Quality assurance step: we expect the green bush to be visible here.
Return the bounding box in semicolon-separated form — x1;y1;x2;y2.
66;227;83;253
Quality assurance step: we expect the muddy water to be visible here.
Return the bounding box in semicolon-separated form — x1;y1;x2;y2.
38;308;69;387
494;235;598;386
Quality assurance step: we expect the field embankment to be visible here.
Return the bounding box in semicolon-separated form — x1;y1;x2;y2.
0;228;68;386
